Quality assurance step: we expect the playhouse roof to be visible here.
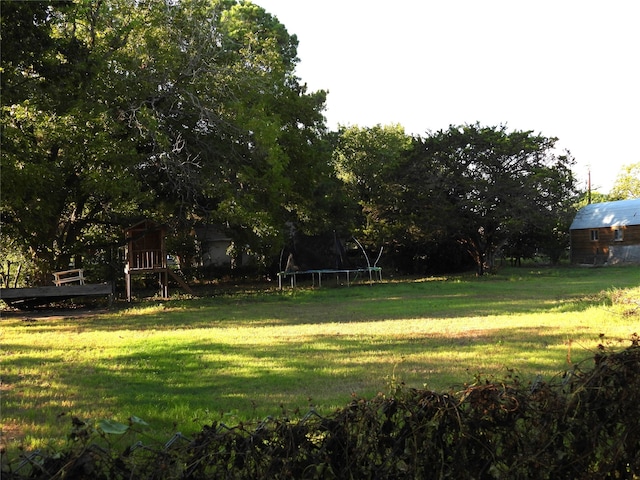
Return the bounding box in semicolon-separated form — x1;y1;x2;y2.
124;219;166;236
570;198;640;230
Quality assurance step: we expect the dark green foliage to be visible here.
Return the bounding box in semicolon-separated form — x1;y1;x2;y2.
4;339;639;479
1;0;333;281
333;124;579;276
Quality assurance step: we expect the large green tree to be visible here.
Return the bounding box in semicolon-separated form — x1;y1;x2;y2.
1;0;332;282
422;124;575;275
334;124;578;274
1;0;148;281
415;124;578;274
209;1;336;261
332;124;413;245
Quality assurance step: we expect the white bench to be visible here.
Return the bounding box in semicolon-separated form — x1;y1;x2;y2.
53;269;85;286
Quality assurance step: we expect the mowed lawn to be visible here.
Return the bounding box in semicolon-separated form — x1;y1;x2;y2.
1;265;639;453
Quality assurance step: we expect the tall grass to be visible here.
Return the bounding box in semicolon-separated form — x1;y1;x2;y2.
1;266;638;454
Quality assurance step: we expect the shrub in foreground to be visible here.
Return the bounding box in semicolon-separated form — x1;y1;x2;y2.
3;338;640;479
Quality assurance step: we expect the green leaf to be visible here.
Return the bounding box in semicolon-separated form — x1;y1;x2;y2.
98;419;130;435
129;415;149;426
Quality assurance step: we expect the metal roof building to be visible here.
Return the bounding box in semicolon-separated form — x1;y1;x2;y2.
570;198;640;265
570;198;640;230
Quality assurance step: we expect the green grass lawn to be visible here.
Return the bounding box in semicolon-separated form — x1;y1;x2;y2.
1;265;639;454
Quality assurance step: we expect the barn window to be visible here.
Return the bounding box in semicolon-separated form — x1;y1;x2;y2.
613;228;624;241
590;229;599;241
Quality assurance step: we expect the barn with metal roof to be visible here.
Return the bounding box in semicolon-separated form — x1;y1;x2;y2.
569;198;640;264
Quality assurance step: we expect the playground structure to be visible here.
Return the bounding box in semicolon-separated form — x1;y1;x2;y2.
277;237;383;289
124;220;193;301
277;267;382;289
0;220;193;308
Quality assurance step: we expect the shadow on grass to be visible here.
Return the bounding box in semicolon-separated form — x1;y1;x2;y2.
1;326;608;437
0;288;612;334
4;265;638;333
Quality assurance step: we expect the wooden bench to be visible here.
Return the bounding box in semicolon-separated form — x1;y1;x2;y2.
53;269;85;286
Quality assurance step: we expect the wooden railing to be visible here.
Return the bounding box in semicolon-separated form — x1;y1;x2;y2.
129;250;165;270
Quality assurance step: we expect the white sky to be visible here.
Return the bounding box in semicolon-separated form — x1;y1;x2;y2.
256;0;639;194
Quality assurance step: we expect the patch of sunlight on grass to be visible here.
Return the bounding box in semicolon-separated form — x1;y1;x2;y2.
114;304;179;316
413;276;452;283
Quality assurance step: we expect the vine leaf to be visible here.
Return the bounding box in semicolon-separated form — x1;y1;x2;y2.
98;419;130;435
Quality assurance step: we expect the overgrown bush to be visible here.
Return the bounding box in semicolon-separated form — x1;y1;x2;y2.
3;338;640;479
606;286;640;317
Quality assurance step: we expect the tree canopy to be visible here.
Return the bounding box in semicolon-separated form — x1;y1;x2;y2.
1;0;332;280
1;1;582;284
334;124;579;274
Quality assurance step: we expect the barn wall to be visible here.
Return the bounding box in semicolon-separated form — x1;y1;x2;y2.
571;225;640;264
609;245;640;264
